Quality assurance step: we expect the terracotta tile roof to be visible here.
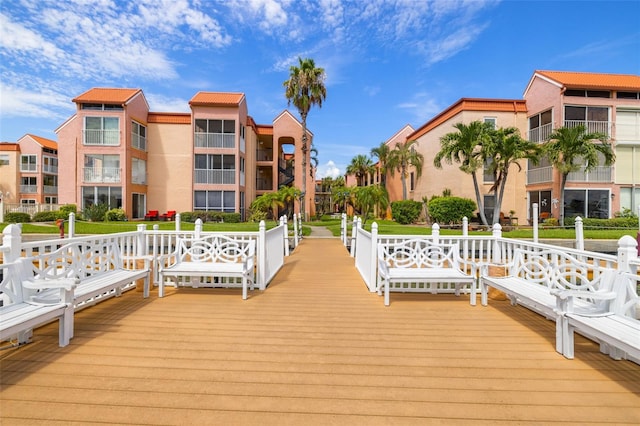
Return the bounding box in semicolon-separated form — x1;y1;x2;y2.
189;92;245;106
0;142;20;151
536;70;640;91
255;125;273;135
408;98;526;140
72;88;141;104
27;134;57;150
147;113;191;124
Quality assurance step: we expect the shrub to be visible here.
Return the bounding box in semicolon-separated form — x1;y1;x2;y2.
567;217;639;228
248;210;268;222
59;204;77;217
32;211;59;222
105;208;127;221
427;196;476;225
222;213;241;223
83;203;108;221
5;212;31;223
391;200;423;224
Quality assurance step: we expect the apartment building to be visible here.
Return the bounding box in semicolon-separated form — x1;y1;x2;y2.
399;98;529;223
56;88;313;220
0;135;59;207
524;71;640;220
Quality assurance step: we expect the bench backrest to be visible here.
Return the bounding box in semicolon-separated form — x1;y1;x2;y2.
378;239;462;270
610;272;640;319
0;262;24;305
175;235;255;265
510;248;613;293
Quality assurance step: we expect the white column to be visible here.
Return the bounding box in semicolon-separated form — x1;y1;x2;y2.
432;223;440;245
532;203;539;243
574;216;584;251
258;220;266;289
194;218;202;238
68;212;75;238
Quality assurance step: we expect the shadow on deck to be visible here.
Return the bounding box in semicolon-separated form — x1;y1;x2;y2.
1;238;639;424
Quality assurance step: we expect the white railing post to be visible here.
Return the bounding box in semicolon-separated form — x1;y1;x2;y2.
0;197;4;223
293;213;299;247
370;222;378;291
342;213;347;246
462;216;468;236
194;218;202;238
175;213;181;231
282;216;290;256
432;223;440;245
532;203;539;243
616;235;638;273
2;224;22;263
258;220;266;288
574;216;584;251
68;212;75;238
136;224;147;257
350;217;360;257
492;223;502;263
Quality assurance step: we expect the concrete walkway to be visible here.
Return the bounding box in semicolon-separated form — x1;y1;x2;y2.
307;224;336;238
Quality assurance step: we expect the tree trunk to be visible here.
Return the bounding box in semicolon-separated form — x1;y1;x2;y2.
471;172;488;226
493;170;508;225
401;167;408;200
559;173;567;227
300;113;308;221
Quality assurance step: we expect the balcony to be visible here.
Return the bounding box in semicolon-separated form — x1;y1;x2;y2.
564;120;610;138
43;185;58;194
528;123;553;143
83;129;120;146
567;166;612;183
131;132;146;151
194;133;235;149
526;166;552;185
19;184;37;193
256;178;273;190
83;167;121;183
194;169;235;185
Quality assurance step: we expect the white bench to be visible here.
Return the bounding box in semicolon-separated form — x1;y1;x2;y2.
22;241;151;316
0;259;77;347
377;239;476;306
158;235;256;299
555;271;640;362
480;247;617;353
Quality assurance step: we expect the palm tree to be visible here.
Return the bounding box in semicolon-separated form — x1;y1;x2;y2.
543;125;614;226
250;192;284;222
353;185;388;224
283;57;327;220
346;154;375;187
370;142;390;190
434;121;492;226
309;145;319;178
387;140;424;200
483;127;540;224
278;185;302;219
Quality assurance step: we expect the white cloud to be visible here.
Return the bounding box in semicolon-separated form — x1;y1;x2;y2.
0;82;71;119
397;93;442;123
146;93;191;112
316;160;341;179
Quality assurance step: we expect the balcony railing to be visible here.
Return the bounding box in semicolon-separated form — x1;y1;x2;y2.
194;169;235;185
20;185;37;193
194;133;235;148
83;129;120;145
526;166;553;184
567;166;612;182
43;185;58;194
256;178;273;190
528;123;553;143
42;164;58;174
131;133;146;151
257;148;273;161
564;120;610;137
83;167;121;183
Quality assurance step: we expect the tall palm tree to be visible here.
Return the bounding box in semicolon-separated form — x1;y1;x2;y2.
434;121;492;226
543;125;614;226
309;145;319;178
483;127;540;224
283;57;327;220
387;140;424;201
370;141;390;190
346;154;375;187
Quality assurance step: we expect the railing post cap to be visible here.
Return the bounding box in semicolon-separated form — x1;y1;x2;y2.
2;223;21;236
618;235;638;248
432;223;440;230
372;222;378;230
492;223;502;231
575;216;583;222
195;218;203;225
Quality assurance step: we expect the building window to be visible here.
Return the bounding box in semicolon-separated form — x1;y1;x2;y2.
483;159;495;183
564;189;609;219
44;196;58;204
20;176;37;193
20;155;37;172
565;89;611;98
194;190;236;212
528;109;552;143
194;154;235;184
84;116;119;145
620;187;640;215
132;158;146;184
528;190;552;220
484;117;497;129
43;156;58;173
0;154;9;166
82;186;122;210
81;103;123;111
131;121;146;151
132;193;146;219
194;119;235;148
409;172;415;191
84;154;120;183
564;105;609;136
43;174;58;194
21;199;36;205
617;91;640;100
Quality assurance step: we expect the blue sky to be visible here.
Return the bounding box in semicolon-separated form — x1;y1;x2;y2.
1;0;639;179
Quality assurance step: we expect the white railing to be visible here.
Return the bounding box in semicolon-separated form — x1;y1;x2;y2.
194;169;235;184
259;220;286;288
83;129;120;145
528;123;553;143
194;133;235;148
43;185;57;194
354;222;378;292
83;167;121;183
19;185;37;193
526;166;553;184
42;164;58;174
131;132;146;151
567;166;612;182
564;120;610;137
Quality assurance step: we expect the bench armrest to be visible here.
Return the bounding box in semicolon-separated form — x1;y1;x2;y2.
551;288;617;315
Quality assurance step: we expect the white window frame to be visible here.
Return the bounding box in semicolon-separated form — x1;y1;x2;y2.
20;154;37;172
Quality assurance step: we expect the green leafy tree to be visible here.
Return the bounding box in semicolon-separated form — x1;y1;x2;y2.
278;185;302;219
283;57;327;219
543;125;614;226
434;121;492;226
387;140;424;200
346;154;375;187
353;185;388;224
250;192;284;222
370;141;391;190
483;127;540;224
